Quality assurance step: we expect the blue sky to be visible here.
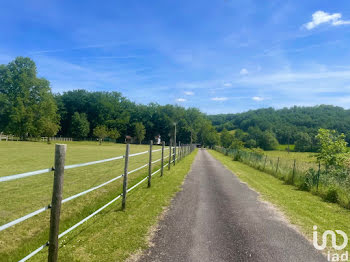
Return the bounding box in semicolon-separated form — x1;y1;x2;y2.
1;0;350;114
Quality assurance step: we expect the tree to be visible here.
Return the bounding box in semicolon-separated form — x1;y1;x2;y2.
53;90;218;146
229;138;244;150
234;129;247;141
315;129;349;167
199;120;219;148
36;93;60;143
184;108;203;144
41;122;60;144
294;132;312;152
55;90;133;139
245;139;257;148
0;57;60;139
93;125;109;145
259;130;279;150
247;126;263;145
204;131;219;148
0;93;9;131
220;128;233;148
109;128;120;143
134;122;146;144
71;112;90;139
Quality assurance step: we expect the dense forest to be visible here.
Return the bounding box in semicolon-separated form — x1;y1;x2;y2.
54;90;218;145
209;106;350;151
0;57;218;146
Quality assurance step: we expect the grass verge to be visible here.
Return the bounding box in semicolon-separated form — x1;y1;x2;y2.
208;149;350;255
4;149;197;262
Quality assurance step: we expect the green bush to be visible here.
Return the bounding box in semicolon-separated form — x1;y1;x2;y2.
299;168;318;191
233;151;242;161
323;187;338;203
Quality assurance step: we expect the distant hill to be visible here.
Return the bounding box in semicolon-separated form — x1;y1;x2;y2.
208;105;350;144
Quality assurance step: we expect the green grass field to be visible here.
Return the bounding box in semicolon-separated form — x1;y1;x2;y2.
264;150;316;163
209;150;350;256
263;150;318;175
0;141;195;261
276;144;295;151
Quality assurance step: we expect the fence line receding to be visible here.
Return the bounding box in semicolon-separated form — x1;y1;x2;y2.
1;142;195;262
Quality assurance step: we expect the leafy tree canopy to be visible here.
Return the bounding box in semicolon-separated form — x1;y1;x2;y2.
208;105;350;146
71;112;90;139
0;57;59;139
316;129;349;167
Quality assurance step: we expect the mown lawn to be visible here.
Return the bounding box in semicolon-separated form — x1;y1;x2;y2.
209;150;350;255
0;141;195;261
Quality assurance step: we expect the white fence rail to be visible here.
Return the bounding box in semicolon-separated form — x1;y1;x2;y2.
1;140;196;262
0;149;167;183
41;137;73;142
0;134;15;141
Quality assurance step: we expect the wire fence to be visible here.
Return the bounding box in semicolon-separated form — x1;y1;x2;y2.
1;140;196;262
214;146;350;210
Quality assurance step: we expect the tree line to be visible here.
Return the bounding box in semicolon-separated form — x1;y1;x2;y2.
210;106;350;151
0;57;218;146
4;57;348;150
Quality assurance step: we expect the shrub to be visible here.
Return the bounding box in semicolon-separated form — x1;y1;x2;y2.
299;168;318;191
233;151;242;161
323;187;338;203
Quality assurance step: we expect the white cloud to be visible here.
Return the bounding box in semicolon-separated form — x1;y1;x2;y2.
176;98;186;102
211;97;228;101
184;91;194;96
304;11;350;30
223;82;232;87
252;96;264;101
240;68;249;75
237;70;350;86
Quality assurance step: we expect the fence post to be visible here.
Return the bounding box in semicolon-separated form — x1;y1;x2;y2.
148;140;153;188
292;159;296;184
316;161;321;191
48;144;67;262
179;141;181;161
275;157;280;175
180;142;182;160
122;143;130;210
181;143;183;159
168;141;171;170
161;141;165;177
173;144;176;166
